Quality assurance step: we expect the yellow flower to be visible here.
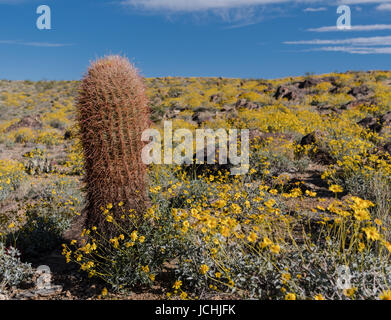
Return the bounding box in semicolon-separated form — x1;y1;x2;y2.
263;237;273;246
247;232;258;243
282;273;291;283
220;226;231;238
314;294;325;300
305;190;317;197
101;288;108;296
329;185;343;194
200;264;209;275
270;244;281;254
106;203;113;209
7;222;15;229
139;236;145;243
106;215;113;223
180;292;188;299
131;231;138;241
215;272;222;279
354;209;370;222
343;288;357;298
380;290;391;300
383;241;391;253
362;226;380;241
173;280;182;290
285;293;296;300
141;265;150;273
149;274;156;281
118;201;124;207
70;240;77;245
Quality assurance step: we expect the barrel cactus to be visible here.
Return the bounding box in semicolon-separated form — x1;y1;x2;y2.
77;55;150;235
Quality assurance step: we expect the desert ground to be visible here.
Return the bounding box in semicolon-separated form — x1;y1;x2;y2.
1;70;391;300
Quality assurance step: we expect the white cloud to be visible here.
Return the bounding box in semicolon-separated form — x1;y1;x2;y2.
313;46;391;54
285;35;391;46
121;0;391;12
0;40;72;47
377;3;391;9
308;24;391;32
339;0;391;4
304;7;327;12
121;0;333;12
286;35;391;55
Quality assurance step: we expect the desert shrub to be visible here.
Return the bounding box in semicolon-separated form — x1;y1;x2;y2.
0;242;33;289
63;199;179;290
0;160;26;201
9;177;83;258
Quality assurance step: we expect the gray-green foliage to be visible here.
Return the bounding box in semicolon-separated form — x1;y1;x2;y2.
0;243;33;289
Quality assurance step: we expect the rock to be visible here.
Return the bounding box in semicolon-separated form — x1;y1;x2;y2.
320;76;337;85
234;99;262;110
381;111;391;126
298;78;319;89
316;105;340;115
6;115;42;132
274;86;298;101
163;105;188;120
300;132;317;146
0;293;9;300
384;142;391;156
298;131;334;165
341;98;376;110
209;94;222;104
36;285;63;297
348;85;370;98
64;130;72;140
192;108;215;125
235;99;247;108
217;105;238;119
357;116;382;133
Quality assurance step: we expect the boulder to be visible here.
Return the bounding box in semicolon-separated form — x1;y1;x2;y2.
298;78;319;89
192;108;215;125
6;115;42;132
341;97;376;110
274;86;298;101
348;85;370;98
298;131;334;165
384;142;391;156
357;117;382;133
209;94;222;104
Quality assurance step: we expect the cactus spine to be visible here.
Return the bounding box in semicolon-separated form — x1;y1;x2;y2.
77;55;150;235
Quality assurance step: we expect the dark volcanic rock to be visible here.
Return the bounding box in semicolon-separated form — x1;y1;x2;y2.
192;108;215;125
298;131;334;165
298;78;319;89
274;86;298;101
348;85;370;98
341;98;376;110
210;94;222;104
357;117;382;133
6;115;42;132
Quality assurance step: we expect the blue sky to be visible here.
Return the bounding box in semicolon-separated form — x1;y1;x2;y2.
0;0;390;80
